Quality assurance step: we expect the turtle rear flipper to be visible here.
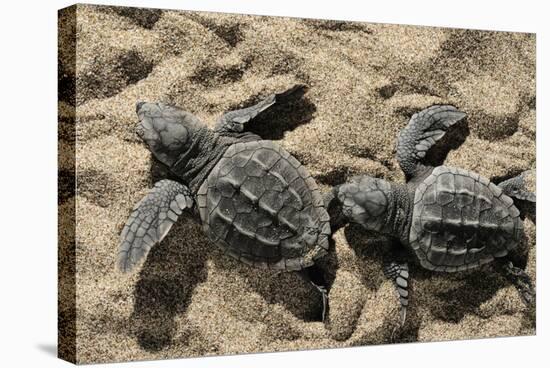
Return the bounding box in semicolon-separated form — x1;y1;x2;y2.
498;260;535;305
396;105;466;180
298;266;329;322
498;170;536;203
383;260;410;326
118;179;194;273
214;84;307;133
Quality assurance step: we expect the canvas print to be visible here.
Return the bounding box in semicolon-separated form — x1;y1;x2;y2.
58;4;536;364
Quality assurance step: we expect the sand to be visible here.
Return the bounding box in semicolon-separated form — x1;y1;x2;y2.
58;4;536;364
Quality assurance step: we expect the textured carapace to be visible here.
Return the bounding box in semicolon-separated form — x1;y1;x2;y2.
410;166;522;272
197;140;330;270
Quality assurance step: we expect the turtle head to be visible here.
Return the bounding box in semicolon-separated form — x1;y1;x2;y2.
135;102;205;167
335;175;392;232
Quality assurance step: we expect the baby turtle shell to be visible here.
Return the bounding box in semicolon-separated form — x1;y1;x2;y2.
197;140;331;270
410;166;523;272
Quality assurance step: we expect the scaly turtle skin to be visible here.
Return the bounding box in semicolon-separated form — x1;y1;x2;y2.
327;105;535;324
119;86;330;318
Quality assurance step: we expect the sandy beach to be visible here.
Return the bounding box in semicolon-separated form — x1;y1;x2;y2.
58;4;536;364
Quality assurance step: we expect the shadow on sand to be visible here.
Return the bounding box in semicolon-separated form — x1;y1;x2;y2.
130;220;209;352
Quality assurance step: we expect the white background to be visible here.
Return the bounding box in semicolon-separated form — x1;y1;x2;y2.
0;0;547;367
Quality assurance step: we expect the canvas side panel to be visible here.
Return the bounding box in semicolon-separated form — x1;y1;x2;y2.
58;4;77;364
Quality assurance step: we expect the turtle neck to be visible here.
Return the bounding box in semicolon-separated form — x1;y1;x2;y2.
169;127;233;193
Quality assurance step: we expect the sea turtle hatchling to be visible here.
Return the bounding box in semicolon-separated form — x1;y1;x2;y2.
118;86;331;318
326;105;536;324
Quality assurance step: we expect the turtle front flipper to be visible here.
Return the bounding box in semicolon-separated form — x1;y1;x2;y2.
396;105;466;180
497;170;536;203
214;84;307;133
118;179;194;273
383;260;410;326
